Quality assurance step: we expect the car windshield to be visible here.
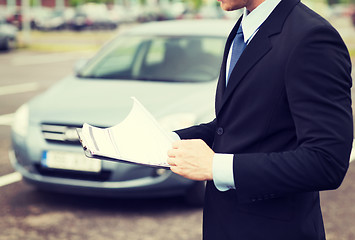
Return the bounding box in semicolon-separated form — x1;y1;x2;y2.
78;35;226;82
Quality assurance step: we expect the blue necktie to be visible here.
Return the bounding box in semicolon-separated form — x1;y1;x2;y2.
227;25;246;86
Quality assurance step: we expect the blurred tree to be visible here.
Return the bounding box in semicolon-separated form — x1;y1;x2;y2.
29;0;40;7
192;0;203;9
69;0;114;6
69;0;81;7
67;0;216;8
326;0;355;6
326;0;339;5
180;0;203;9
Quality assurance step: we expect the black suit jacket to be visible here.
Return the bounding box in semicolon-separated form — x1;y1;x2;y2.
176;0;353;239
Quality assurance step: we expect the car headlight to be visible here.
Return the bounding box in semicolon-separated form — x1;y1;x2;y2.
159;113;197;132
12;104;29;137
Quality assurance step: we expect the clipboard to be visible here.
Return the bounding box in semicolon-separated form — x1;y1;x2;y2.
76;97;172;169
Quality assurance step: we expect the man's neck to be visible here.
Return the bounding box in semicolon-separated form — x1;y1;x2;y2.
246;0;266;12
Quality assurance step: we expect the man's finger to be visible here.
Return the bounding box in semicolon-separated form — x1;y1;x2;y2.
167;157;176;166
170;166;182;175
167;148;179;157
172;140;183;149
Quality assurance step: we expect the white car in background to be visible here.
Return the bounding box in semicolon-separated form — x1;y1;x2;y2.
0;17;17;51
10;19;235;205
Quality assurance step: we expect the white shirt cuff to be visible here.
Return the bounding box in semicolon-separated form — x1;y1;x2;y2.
169;132;181;141
213;153;235;191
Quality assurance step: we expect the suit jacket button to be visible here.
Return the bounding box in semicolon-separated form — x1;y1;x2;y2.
217;127;224;135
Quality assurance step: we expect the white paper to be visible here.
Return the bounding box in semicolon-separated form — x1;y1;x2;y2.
80;97;173;167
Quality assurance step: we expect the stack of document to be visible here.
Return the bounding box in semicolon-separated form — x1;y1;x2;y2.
77;97;173;168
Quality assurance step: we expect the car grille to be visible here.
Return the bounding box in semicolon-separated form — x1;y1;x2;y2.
34;164;111;181
41;123;82;145
39;123;112;181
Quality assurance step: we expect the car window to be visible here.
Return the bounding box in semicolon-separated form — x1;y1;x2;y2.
144;39;165;67
78;35;225;82
81;37;142;78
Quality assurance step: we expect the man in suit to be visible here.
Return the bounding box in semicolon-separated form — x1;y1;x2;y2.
166;0;353;239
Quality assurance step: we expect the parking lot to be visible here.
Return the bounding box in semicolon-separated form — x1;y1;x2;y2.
0;15;355;239
0;49;205;240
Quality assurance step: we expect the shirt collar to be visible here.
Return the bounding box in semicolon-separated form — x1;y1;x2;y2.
241;0;282;43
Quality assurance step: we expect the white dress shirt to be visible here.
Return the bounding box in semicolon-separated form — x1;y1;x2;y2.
213;0;282;191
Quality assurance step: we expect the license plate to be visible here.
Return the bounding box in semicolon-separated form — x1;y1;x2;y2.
41;151;102;173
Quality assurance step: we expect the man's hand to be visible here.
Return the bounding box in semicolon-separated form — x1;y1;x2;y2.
167;139;214;181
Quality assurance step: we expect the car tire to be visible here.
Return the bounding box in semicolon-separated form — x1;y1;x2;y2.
184;181;206;207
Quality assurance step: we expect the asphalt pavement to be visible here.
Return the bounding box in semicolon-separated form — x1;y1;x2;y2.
0;16;354;240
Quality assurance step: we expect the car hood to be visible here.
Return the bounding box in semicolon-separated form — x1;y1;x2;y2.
28;76;217;127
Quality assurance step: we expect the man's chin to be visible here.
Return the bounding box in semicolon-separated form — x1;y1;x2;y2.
221;6;242;11
219;2;244;11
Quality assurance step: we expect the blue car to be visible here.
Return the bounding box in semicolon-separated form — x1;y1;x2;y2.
10;19;235;205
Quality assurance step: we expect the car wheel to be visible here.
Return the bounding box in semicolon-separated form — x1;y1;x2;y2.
184;181;206;207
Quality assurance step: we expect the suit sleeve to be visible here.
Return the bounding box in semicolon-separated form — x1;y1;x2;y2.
174;118;217;148
233;25;353;202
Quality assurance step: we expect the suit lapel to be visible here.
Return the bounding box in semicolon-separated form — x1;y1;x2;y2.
215;17;242;110
215;0;300;116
